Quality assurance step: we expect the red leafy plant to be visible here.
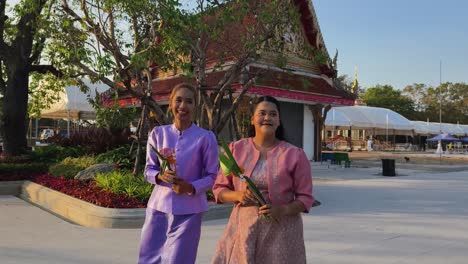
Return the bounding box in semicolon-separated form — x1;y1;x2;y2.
1;173;146;208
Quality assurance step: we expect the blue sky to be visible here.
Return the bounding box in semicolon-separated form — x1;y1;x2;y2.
313;0;468;90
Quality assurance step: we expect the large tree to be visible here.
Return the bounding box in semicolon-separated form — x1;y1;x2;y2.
0;0;62;156
403;82;468;124
361;84;416;119
52;0;306;172
54;0;303;132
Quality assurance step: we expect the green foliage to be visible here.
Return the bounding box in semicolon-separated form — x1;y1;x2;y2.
401;82;468;123
60;156;96;167
334;74;359;95
90;92;138;135
48;163;83;179
29;144;87;163
0;163;49;174
312;50;329;66
48;0;188;80
49;156;97;179
94;170;153;201
274;53;288;69
361;85;415;119
49;128;131;155
28;73;69;118
1;0;64;156
0;154;32;164
96;145;140;170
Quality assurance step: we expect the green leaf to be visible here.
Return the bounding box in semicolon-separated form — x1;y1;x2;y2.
243;176;266;205
220;139;242;175
219;153;235;176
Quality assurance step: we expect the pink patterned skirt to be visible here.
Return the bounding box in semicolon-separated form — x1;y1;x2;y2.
211;204;306;264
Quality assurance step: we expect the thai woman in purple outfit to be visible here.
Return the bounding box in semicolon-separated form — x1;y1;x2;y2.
138;83;219;264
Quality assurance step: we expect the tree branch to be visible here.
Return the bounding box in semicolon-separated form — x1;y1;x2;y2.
72;60;123;91
147;98;170;125
215;76;256;133
29;36;46;64
212;54;253;107
62;0;129;68
29;64;63;77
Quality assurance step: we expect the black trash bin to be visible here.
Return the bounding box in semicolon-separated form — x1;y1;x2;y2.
382;159;396;176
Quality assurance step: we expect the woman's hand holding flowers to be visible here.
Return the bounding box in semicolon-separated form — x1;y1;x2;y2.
258;204;285;219
172;177;194;195
259;201;306;220
237;186;258;206
157;170;194;194
158;170;177;184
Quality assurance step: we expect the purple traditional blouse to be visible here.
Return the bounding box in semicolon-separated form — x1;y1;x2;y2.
145;123;219;215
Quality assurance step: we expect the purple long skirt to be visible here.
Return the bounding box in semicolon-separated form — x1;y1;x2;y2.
138;208;203;264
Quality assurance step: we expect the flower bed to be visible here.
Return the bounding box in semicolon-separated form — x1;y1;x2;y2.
0;173;146;208
1;172;230;228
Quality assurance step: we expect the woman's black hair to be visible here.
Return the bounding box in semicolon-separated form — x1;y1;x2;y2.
248;96;285;140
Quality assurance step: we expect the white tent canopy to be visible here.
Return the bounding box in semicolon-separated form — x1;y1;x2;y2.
40;79;110;120
324;105;467;137
325;106;414;132
411;121;466;136
460;125;468;135
440;123;465;136
326;108;353;128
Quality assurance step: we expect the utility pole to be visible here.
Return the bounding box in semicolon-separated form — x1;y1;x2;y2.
439;60;442;163
439;60;442;133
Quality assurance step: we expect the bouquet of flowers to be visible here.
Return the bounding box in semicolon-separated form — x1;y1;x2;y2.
150;144;176;174
219;140;267;206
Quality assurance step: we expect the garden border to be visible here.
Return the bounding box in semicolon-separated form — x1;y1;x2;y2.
0;180;232;228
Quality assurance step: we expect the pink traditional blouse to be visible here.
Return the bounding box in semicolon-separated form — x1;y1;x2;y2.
213;137;315;212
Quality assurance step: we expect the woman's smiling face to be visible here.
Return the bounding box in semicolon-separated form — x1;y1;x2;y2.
170;87;195;123
251;101;280;137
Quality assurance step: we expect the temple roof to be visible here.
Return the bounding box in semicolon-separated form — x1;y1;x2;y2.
111;0;353;107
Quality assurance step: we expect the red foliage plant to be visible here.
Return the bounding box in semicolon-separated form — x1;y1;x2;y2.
1;173;146;209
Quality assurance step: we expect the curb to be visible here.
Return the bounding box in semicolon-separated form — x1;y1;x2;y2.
0;180;232;228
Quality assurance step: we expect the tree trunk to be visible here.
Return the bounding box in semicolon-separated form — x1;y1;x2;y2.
0;0;47;156
1;66;30;155
133;103;149;176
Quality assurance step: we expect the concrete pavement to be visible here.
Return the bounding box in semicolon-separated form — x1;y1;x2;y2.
1;161;468;263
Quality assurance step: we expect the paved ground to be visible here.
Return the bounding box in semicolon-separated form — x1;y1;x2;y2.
1;156;468;264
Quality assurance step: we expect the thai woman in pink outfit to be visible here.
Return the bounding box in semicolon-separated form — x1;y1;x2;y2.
211;96;315;264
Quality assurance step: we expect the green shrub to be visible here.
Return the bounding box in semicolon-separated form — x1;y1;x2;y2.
30;144;87;163
60;156;96;167
95;170;153;201
48;164;82;179
50;127;132;155
0;163;49;174
0;155;32;164
96;145;137;170
49;156;97;179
